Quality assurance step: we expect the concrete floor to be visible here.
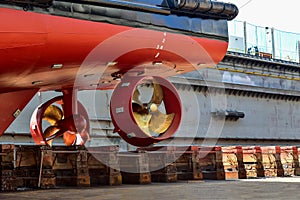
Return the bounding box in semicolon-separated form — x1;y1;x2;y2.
1;177;300;200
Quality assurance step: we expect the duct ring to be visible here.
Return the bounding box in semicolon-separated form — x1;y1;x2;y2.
30;96;90;146
110;75;182;147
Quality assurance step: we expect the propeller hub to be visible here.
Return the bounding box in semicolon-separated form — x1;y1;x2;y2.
149;103;158;112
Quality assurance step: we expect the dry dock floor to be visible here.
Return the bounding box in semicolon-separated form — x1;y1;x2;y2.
1;177;300;200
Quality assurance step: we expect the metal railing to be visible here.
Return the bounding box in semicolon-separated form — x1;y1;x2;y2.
228;20;300;63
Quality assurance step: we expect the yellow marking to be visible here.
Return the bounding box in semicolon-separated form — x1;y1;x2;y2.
218;68;299;80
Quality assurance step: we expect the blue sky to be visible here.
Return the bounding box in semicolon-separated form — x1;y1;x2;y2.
227;0;300;33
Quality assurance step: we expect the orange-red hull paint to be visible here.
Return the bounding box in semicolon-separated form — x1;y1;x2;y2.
0;8;228;90
0;7;228;136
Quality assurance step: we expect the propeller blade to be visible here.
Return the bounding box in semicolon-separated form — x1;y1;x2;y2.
133;112;152;136
132;102;149;115
149;111;175;134
43;126;60;146
63;131;77;146
43;105;63;125
150;80;163;105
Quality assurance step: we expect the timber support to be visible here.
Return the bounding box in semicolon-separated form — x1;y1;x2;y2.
39;146;56;188
87;146;122;186
76;147;90;187
119;151;151;184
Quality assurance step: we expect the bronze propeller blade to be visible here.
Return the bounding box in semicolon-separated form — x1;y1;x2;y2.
63;131;77;146
132;78;175;136
150;80;164;105
43;105;63;125
42;105;87;146
133;112;152;136
43;125;60;146
149;111;174;134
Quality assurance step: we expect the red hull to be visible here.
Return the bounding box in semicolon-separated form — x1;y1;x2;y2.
0;7;228;136
0;8;228;90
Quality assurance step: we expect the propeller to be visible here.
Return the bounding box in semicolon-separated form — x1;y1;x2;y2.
42;104;89;146
110;75;182;147
132;79;175;137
